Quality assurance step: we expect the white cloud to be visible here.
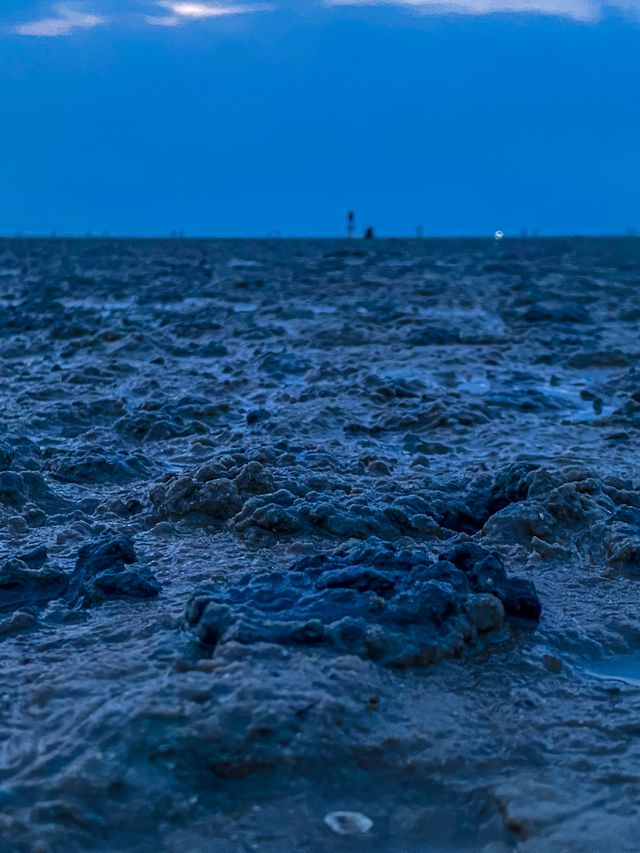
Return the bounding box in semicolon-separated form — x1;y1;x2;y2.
153;1;275;19
324;0;640;22
8;0;640;37
15;3;107;36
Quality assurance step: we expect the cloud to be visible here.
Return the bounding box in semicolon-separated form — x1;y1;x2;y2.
15;3;107;36
8;0;640;37
147;1;275;24
141;0;640;27
324;0;634;23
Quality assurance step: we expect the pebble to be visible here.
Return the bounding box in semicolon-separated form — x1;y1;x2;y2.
544;654;563;674
324;811;373;836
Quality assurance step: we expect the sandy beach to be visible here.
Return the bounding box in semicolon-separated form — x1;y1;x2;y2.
2;236;640;851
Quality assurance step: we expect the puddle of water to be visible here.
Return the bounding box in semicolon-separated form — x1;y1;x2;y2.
585;655;640;687
228;259;261;269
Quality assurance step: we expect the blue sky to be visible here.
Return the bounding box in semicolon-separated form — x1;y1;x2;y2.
0;1;639;236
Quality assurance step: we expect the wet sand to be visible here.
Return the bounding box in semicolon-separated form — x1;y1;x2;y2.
2;237;640;851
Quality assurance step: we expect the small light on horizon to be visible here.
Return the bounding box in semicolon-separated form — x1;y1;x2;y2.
494;230;504;240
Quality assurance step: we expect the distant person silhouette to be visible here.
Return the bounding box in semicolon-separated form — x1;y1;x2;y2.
364;227;375;240
347;211;355;237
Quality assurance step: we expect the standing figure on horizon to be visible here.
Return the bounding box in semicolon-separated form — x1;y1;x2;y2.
347;211;355;237
364;226;375;240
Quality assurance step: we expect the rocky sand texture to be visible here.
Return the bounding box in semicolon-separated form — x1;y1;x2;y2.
2;237;640;851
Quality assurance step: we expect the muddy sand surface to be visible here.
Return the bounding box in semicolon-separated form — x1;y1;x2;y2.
2;237;640;852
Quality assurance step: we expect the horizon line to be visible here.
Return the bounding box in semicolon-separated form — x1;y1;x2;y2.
1;232;639;240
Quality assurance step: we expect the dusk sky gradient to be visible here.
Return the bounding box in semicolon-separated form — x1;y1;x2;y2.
1;1;639;236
